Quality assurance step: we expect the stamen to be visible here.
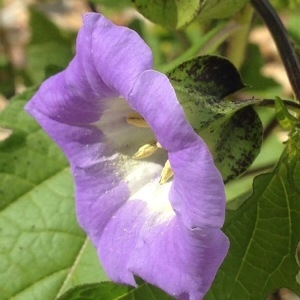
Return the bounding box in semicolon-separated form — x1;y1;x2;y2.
126;112;149;128
127;113;174;184
132;141;159;159
159;160;174;184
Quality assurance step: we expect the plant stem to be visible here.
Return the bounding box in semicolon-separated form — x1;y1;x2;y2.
258;98;300;114
250;0;300;101
226;4;254;69
88;1;98;12
160;21;239;73
242;163;275;177
262;117;278;140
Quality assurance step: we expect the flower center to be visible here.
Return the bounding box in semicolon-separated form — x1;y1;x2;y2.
126;112;174;184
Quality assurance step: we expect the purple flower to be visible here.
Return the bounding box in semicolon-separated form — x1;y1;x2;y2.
25;13;229;300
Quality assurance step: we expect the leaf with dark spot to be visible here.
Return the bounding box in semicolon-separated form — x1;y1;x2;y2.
168;55;263;182
133;0;247;29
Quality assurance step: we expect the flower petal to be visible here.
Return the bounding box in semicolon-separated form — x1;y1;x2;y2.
89;15;153;97
128;70;227;228
25;12;229;300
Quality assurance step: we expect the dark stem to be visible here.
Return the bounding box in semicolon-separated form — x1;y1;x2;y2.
269;290;282;300
250;0;300;101
258;98;300;113
88;1;98;13
242;163;275;178
263;117;278;140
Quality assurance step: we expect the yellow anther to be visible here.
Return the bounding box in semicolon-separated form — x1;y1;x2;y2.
132;141;159;159
126;112;149;128
159;160;174;184
127;113;174;184
156;142;162;148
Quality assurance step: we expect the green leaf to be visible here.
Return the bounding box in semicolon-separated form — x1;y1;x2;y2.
168;55;263;182
196;0;248;22
26;9;74;84
0;90;107;300
133;0;247;29
271;0;300;9
29;9;69;45
57;282;132;300
275;96;299;130
58;280;174;300
133;0;201;29
27;43;73;83
90;0;132;9
0;61;15;98
205;131;300;299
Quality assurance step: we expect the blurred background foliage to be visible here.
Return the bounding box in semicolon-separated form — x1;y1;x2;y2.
0;1;300;299
1;0;298;199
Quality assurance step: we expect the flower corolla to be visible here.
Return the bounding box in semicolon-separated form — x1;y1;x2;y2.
25;13;229;300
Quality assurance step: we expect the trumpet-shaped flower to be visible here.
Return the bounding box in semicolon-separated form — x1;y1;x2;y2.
25;13;229;300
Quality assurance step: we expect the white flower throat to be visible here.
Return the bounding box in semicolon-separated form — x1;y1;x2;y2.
126;112;173;184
